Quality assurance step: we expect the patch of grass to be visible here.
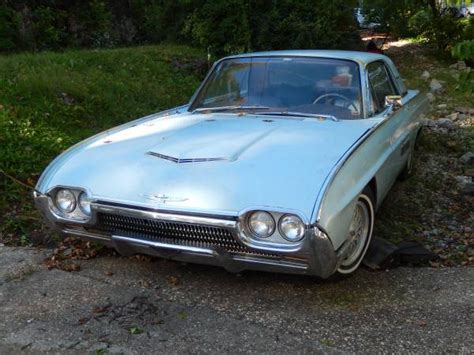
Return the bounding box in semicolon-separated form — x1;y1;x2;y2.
0;45;205;244
320;339;335;347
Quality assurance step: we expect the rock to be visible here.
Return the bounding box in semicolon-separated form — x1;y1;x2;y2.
421;70;430;80
463;183;474;196
437;118;454;129
449;61;467;70
426;93;435;102
455;175;471;188
437;104;447;109
459;152;474;164
467;246;474;257
430;79;443;92
465;168;474;177
455;107;471;114
448;112;459;121
422;119;437;127
59;92;76;106
447;140;458;148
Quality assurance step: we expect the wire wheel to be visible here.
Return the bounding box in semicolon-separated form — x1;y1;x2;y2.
337;191;374;274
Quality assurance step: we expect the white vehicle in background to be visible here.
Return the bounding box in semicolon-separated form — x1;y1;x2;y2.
353;7;381;30
460;3;474;16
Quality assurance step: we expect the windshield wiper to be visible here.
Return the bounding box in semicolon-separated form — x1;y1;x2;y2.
191;105;270;114
258;111;339;122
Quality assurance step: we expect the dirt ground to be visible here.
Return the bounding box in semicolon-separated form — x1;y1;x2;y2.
0;247;472;354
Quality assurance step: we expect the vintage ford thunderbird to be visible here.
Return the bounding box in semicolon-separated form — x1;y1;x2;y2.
34;50;428;278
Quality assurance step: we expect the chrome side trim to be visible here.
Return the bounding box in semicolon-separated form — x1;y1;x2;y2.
111;235;218;256
231;255;308;270
63;228;112;242
93;204;237;229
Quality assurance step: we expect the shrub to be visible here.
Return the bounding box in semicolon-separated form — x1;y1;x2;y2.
140;1;196;44
185;0;361;55
0;5;17;51
408;9;432;38
0;0;361;54
452;40;474;62
184;0;251;54
31;6;65;50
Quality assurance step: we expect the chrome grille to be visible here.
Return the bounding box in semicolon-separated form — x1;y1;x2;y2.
95;212;279;257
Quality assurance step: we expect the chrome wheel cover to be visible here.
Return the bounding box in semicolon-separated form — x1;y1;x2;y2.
337;194;373;274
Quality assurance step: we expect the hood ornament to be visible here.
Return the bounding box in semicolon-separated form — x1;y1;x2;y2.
141;193;189;204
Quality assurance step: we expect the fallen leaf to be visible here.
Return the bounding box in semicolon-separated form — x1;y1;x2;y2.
130;327;144;335
167;276;180;286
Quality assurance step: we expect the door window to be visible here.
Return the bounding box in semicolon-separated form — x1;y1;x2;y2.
367;62;397;114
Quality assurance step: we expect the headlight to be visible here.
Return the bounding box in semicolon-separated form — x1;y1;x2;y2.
279;214;305;242
248;211;275;238
78;192;91;216
55;189;76;213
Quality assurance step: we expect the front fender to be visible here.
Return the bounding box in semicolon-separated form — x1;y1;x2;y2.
35;105;189;193
313;118;389;249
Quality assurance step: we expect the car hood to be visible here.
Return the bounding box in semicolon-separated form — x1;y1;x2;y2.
38;112;378;222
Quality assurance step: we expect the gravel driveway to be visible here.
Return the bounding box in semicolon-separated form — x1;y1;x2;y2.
0;246;472;354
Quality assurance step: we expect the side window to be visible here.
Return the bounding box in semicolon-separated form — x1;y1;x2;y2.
367;62;397;114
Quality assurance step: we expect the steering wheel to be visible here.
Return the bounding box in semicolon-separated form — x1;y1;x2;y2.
313;93;359;114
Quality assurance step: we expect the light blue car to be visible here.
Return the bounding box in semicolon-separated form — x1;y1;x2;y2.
34;50;429;278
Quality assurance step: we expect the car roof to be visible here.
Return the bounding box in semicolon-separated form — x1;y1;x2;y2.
222;50;387;66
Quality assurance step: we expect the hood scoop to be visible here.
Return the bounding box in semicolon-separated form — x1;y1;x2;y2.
147;151;227;164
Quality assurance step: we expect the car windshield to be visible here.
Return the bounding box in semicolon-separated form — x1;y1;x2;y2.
190;56;363;120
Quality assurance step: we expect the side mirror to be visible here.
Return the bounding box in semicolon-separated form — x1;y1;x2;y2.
385;95;403;110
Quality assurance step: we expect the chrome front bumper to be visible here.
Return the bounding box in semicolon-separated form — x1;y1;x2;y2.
34;191;340;278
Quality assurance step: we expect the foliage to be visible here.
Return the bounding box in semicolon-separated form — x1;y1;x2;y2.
184;0;252;54
0;4;18;51
452;40;474;61
408;9;433;37
364;0;474;55
362;0;424;38
0;0;361;55
451;39;474;95
184;0;362;55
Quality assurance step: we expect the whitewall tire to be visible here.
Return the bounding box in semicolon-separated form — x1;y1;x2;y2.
337;188;375;274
